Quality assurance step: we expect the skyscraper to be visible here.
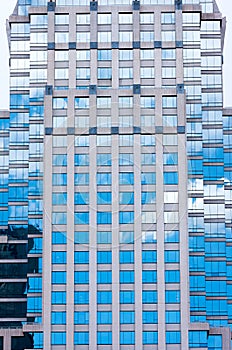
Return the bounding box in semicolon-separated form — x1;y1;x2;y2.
0;0;232;349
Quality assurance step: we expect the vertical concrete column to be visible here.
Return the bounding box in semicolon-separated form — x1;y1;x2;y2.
133;9;140;42
47;10;55;86
222;328;231;350
155;10;162;88
175;8;189;347
90;8;98;86
3;334;11;350
43;9;55;349
112;8;118;42
43;130;53;350
69;11;77;89
112;8;119;96
89;131;97;350
66;92;75;348
111;6;120;344
90;6;97;43
176;9;184;84
156;92;166;348
178;132;189;350
112;132;120;350
90;49;98;88
155;89;163;126
134;132;143;350
133;5;141;136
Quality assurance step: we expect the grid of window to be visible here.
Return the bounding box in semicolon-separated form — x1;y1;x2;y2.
5;1;231;350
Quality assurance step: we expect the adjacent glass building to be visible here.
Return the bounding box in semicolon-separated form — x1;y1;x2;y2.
0;0;232;348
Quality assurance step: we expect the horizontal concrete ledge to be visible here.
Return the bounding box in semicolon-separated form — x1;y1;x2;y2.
223;107;232;115
202;13;222;20
0;328;24;336
210;327;231;335
23;323;43;332
0;110;9;117
182;4;201;12
9;15;29;23
189;322;210;331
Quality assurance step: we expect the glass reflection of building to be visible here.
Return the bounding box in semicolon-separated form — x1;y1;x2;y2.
0;0;232;349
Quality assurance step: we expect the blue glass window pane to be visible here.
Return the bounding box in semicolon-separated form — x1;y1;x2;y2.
53;97;68;109
74;311;89;324
10;94;29;108
163;172;178;185
119;192;134;204
27;296;42;312
52;193;67;205
52;312;66;324
142;251;157;263
165;270;180;283
74;271;89;284
120;271;134;283
165;290;180;304
97;311;112;324
190;275;205;291
120;332;135;345
75;173;89;185
75;154;89;166
52;291;66;304
120;251;134;264
142;270;157;283
97;173;112;185
141;172;156;184
166;311;181;323
120;291;135;304
33;333;43;348
28;277;42;292
97;332;112;345
97;192;112;204
75;97;89;109
142;290;157;303
208;335;222;349
74;251;89;264
97;271;112;284
189;331;207;347
142;311;158;324
163;153;178;165
165;250;180;263
52;173;67;186
143;331;158;344
119;172;134;185
52;272;66;284
141;191;156;204
97;154;112;166
120;311;135;324
74;231;89;244
75;212;89;225
74;332;89;345
74;291;89;304
164;230;180;243
52;212;67;225
119;211;134;224
52;252;67;264
97;291;112;304
97;251;112;264
53;154;67;166
75;192;89;205
51;332;66;345
166;331;181;344
98;50;112;60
